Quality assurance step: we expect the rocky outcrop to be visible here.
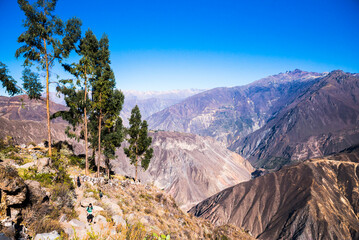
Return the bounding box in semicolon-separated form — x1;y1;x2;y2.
112;131;254;210
147;70;325;146
189;147;359;239
233;70;359;169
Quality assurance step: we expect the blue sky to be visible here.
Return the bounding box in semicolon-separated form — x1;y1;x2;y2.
1;0;359;94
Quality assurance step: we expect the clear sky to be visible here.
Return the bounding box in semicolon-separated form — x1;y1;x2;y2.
1;0;359;94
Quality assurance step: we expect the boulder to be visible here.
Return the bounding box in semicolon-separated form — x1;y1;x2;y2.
69;219;86;228
18;162;36;169
9;208;21;221
112;215;126;227
5;190;27;206
94;215;107;225
34;231;60;240
35;158;49;171
0;174;26;194
25;180;48;204
93;205;104;211
102;197;123;215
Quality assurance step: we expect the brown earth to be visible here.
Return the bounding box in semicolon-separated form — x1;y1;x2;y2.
189;146;359;239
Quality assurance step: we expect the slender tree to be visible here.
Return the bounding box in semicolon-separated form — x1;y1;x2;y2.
16;0;81;156
58;29;98;175
124;105;153;181
102;90;124;178
89;34;122;177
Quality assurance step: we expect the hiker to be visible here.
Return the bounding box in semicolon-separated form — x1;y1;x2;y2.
99;189;103;199
77;176;81;188
87;203;94;223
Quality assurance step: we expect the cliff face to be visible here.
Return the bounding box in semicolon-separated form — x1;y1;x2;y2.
232;70;359;169
147;70;325;146
112;131;254;210
189;147;359;240
0;95;71;146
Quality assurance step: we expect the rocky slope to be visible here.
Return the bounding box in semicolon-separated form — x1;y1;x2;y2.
189;146;359;239
147;69;325;145
112;131;254;210
232;70;359;169
0;144;254;240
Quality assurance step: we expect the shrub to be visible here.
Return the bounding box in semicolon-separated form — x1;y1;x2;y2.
68;155;85;169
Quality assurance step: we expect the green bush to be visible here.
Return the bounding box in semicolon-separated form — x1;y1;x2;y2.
68;155;86;169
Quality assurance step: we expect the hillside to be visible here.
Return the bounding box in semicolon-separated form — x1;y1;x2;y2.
232;70;359;169
0;142;254;240
189;146;359;239
112;131;254;210
147;69;325;146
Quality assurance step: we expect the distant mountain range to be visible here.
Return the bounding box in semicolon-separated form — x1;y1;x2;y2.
121;89;205;126
147;69;359;170
189;146;359;239
147;69;325;146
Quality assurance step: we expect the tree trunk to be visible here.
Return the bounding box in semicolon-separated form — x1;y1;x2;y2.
43;38;52;157
135;161;138;182
97;93;102;178
84;70;89;175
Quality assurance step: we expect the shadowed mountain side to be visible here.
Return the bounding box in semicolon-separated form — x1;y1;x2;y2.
189;147;359;239
111;131;254;210
232;70;359;169
147;70;325;146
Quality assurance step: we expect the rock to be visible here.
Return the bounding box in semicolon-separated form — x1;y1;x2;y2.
25;180;48;204
0;173;26;193
80;197;97;207
34;231;60;240
94;215;107;225
6;189;27;206
140;216;149;225
36;158;49;171
69;219;86;228
126;213;136;225
59;214;67;223
63;227;74;237
102;197;123;215
93;205;104;211
18;162;36;169
112;215;126;227
19;144;26;149
31;153;37;160
9;208;21;221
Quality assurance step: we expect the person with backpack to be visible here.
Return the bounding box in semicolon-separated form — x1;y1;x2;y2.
99;189;103;199
87;203;94;223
